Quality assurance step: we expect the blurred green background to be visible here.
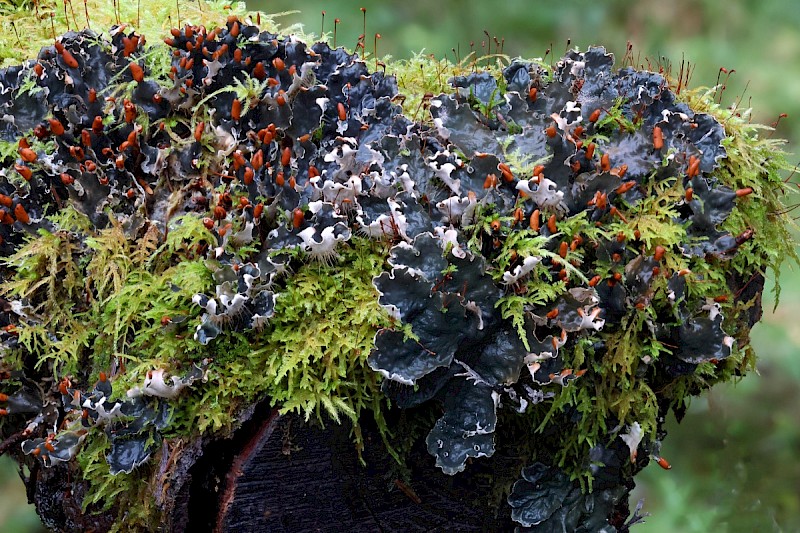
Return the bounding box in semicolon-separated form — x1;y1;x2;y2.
2;0;799;531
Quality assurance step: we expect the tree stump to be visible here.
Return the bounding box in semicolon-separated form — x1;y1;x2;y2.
17;400;524;532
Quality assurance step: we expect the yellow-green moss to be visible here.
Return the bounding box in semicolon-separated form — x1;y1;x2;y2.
3;206;394;524
0;1;300;67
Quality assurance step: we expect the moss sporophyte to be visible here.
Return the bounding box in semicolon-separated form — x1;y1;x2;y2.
0;2;795;530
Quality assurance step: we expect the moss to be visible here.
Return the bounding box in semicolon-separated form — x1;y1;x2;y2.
391;53;513;120
0;1;297;68
593;96;638;136
166;237;394;447
3;213;213;378
530;311;661;483
4;205;393;521
0;3;796;528
1;212;210;522
445;82;797;491
78;432;155;532
679;87;798;301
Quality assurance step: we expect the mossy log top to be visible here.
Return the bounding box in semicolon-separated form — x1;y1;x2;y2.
0;2;795;531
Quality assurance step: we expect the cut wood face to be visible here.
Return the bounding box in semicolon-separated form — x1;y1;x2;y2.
211;411;520;532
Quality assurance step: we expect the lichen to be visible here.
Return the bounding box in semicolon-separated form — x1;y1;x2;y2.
0;1;305;68
0;3;795;531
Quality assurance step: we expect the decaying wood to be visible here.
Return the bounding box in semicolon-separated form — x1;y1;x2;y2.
16;400;519;532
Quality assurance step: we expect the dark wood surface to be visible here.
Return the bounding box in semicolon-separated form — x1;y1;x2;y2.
15;400;518;532
204;408;516;532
